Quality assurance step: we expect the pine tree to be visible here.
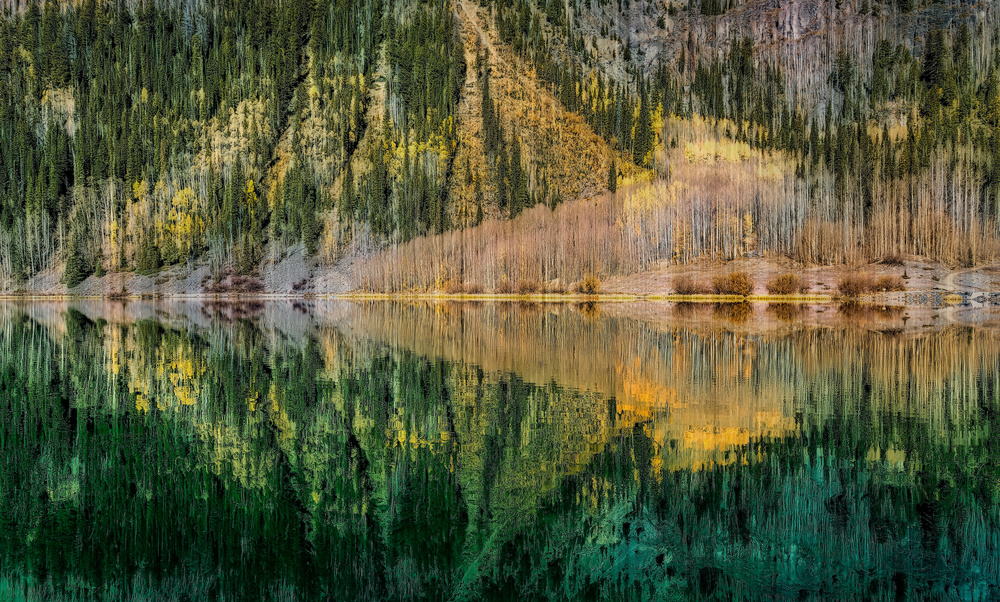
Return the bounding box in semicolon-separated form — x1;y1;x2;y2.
62;239;91;288
340;159;356;223
510;135;529;217
633;89;653;166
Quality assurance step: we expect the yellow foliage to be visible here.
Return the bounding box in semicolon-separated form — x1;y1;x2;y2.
651;103;664;138
244;180;257;217
682;139;753;163
756;162;785;181
166;188;206;259
132;180;149;201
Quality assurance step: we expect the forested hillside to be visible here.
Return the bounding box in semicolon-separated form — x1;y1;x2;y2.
1;0;999;292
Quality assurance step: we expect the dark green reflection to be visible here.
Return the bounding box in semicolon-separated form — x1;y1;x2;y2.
0;302;998;601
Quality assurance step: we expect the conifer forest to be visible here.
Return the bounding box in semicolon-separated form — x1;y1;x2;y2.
0;0;998;292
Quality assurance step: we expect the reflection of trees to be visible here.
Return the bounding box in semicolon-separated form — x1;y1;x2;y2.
0;304;997;599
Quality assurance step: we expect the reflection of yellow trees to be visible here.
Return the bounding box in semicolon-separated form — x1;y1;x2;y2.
335;303;1000;477
267;382;296;446
33;302;1000;522
109;327;208;413
106;324;124;376
195;421;276;490
158;341;206;408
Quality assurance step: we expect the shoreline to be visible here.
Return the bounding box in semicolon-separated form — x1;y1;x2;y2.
2;254;993;306
0;291;963;306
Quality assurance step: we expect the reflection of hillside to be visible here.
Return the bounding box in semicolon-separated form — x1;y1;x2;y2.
333;302;1000;473
5;299;999;478
6;299;1000;476
2;300;999;599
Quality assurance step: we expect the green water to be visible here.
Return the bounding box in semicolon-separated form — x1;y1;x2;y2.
0;301;998;601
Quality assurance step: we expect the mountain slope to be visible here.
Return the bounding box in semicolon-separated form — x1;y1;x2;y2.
1;0;999;293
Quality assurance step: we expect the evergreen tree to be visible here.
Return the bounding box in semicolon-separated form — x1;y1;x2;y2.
62;239;91;288
633;89;653;167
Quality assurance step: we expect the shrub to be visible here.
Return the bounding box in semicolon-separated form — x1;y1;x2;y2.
494;278;514;294
838;273;904;296
712;271;754;296
878;252;905;266
203;269;265;294
837;273;876;297
765;273;804;295
575;274;601;295
443;281;485;294
873;275;905;292
517;279;541;294
674;275;710;295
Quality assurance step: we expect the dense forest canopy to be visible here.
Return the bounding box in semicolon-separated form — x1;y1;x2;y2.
1;0;999;290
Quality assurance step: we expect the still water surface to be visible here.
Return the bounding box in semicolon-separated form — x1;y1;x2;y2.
0;300;998;601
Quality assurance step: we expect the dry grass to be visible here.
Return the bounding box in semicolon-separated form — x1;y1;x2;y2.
712;272;754;296
765;273;806;295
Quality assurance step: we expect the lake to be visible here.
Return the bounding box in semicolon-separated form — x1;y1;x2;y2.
0;300;997;601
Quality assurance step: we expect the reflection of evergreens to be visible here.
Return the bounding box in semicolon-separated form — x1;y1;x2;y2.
0;304;997;599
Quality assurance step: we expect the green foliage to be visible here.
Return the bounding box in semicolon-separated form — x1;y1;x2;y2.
136;235;161;275
633;89;654;166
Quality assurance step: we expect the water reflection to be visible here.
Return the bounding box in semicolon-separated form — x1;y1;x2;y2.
0;300;998;600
